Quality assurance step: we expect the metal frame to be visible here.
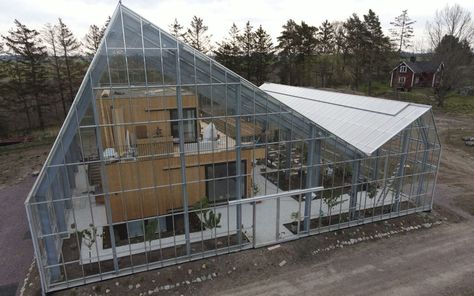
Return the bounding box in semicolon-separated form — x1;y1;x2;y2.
24;3;442;294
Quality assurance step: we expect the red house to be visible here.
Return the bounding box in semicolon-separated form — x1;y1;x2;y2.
390;59;444;91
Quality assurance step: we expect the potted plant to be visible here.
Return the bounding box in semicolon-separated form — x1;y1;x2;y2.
290;211;300;233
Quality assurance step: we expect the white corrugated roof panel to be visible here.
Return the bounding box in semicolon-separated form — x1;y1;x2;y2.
260;83;431;156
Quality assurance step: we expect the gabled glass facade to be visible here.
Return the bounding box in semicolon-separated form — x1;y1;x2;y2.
25;4;441;293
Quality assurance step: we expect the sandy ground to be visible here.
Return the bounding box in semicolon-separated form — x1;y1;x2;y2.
5;112;474;296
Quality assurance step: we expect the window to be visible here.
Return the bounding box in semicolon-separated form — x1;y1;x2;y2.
400;65;407;73
170;108;197;142
206;161;246;203
398;76;406;84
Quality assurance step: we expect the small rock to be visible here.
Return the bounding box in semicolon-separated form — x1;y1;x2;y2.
148;290;153;295
115;282;119;286
200;275;206;281
154;287;159;293
196;277;202;283
164;284;170;290
152;279;155;283
177;265;182;269
188;269;192;275
422;223;432;228
32;170;40;177
279;260;287;267
185;280;190;285
232;266;236;271
207;274;212;280
105;288;110;293
128;284;133;290
202;264;206;269
136;283;141;289
212;272;217;277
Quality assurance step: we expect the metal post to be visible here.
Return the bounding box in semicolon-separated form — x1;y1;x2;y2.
235;83;243;245
349;159;360;220
394;129;410;212
416;118;430;201
304;127;319;232
89;74;119;272
175;45;191;256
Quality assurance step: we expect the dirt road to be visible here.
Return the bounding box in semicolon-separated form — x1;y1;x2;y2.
217;222;474;296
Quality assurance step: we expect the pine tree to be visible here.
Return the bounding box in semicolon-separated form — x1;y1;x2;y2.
389;10;415;52
295;21;318;86
215;23;242;74
184;16;212;54
277;20;300;85
363;9;392;95
169;18;184;39
343;14;368;89
253;25;274;85
2;20;47;130
238;21;255;81
43;23;67;117
84;24;102;55
317;20;335;87
57;18;81;103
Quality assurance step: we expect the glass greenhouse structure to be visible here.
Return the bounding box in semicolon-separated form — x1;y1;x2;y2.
25;3;441;293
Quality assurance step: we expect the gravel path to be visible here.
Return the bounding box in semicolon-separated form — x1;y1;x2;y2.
0;177;35;296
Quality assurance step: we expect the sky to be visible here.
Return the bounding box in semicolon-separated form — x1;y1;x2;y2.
1;0;473;51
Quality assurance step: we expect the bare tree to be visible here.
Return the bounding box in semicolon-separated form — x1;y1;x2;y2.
426;4;474;49
389;10;416;52
84;25;102;55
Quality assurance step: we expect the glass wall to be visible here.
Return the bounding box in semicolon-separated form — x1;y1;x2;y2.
25;4;442;293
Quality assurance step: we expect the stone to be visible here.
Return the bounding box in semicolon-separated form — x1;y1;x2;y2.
105;288;110;293
128;284;133;290
422;223;432;228
196;277;202;283
164;285;170;290
136;283;141;289
188;269;192;275
202;263;206;269
207;274;212;280
115;282;119;286
148;290;153;295
279;260;287;267
232;266;236;271
212;272;217;277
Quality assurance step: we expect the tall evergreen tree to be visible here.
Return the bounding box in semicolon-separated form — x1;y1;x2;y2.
277;20;300;85
169;18;184;39
238;21;255;81
389;10;416;52
253;25;274;85
215;23;242;74
363;9;392;95
317;20;335;87
343;14;368;89
2;20;47;129
433;35;473;106
184;16;212;54
84;24;102;55
57;18;81;103
43;23;67;117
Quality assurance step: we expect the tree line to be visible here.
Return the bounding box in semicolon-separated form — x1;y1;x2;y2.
0;4;473;135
